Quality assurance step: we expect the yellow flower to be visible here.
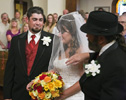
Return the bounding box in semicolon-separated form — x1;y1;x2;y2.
51;90;60;98
44;85;49;91
47;82;55;91
45;92;51;99
54;79;63;88
29;92;36;99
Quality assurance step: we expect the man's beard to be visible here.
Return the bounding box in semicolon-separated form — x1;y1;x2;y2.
89;38;101;52
32;28;41;33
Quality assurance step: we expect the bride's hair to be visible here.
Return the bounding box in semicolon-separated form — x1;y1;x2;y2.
57;14;80;57
48;11;90;70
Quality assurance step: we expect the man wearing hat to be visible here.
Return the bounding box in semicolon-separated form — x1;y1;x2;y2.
56;11;126;100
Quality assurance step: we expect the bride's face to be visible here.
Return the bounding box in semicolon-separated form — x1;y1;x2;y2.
61;31;72;45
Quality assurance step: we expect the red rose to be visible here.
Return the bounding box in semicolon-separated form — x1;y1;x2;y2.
33;84;38;90
40;74;47;80
37;85;43;93
58;76;62;80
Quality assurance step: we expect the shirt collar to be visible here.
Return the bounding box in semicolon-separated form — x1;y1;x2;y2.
99;40;116;56
28;30;41;44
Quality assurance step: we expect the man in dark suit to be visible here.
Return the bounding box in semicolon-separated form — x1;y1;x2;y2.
56;11;126;100
3;7;53;100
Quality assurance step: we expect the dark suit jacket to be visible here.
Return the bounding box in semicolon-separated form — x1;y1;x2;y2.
79;42;126;100
3;31;54;100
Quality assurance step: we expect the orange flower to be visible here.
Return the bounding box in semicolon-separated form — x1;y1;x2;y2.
38;92;45;99
44;76;52;82
51;90;60;98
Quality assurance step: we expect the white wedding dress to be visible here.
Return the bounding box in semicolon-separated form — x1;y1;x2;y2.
53;57;84;100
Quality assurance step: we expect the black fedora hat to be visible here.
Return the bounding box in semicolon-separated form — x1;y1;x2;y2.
81;11;123;35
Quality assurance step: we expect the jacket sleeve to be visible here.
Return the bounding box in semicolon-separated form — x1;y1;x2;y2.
3;37;16;99
79;73;87;93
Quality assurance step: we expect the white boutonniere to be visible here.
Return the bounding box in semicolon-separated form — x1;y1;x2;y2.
41;36;51;46
84;60;101;77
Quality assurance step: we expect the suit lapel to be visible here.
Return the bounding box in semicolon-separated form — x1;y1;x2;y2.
98;42;118;61
30;31;46;75
18;32;27;75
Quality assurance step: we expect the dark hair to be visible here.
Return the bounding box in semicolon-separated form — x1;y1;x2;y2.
57;14;80;57
27;6;44;19
1;12;8;18
105;34;126;52
58;15;62;21
45;14;55;27
98;7;104;11
78;10;85;18
15;10;21;14
43;14;46;24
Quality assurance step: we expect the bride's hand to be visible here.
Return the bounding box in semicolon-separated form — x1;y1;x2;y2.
66;53;89;65
26;80;33;91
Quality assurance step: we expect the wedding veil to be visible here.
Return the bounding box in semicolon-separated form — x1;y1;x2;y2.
48;11;89;70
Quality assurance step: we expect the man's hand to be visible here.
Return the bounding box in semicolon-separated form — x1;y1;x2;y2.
4;99;12;100
66;53;89;66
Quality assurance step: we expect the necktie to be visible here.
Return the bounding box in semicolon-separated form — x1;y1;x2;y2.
29;35;36;49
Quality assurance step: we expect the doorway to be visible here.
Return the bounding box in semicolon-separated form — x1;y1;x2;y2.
14;0;33;18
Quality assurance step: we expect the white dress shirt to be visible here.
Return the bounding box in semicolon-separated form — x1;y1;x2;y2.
27;31;41;44
99;40;116;56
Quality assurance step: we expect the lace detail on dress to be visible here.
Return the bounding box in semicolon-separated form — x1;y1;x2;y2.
53;57;84;100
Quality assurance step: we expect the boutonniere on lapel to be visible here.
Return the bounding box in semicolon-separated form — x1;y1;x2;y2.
84;60;101;77
41;36;51;46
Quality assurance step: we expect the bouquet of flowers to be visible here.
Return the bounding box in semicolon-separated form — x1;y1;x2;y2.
29;72;64;100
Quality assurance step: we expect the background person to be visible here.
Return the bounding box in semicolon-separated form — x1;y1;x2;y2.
0;13;9;50
21;23;29;33
63;9;69;15
53;13;58;23
118;14;126;39
43;14;56;33
6;18;20;49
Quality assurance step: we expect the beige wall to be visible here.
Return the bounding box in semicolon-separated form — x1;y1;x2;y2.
32;0;48;16
0;0;114;22
80;0;113;13
47;0;66;16
0;0;14;21
32;0;66;16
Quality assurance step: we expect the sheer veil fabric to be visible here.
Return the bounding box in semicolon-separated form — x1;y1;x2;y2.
48;11;89;71
48;11;89;100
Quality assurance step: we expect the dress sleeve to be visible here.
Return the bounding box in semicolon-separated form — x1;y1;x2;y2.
6;30;11;36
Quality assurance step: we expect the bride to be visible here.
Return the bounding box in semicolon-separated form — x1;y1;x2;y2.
48;12;90;100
